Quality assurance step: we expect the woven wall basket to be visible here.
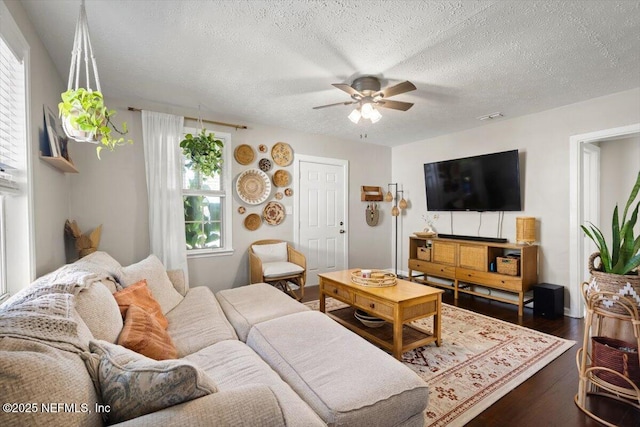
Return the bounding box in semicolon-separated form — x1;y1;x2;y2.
586;252;640;315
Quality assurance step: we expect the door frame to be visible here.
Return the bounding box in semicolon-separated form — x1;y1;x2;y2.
293;154;349;273
569;123;640;318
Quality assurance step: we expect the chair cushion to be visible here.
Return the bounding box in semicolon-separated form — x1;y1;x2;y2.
247;311;429;427
113;279;169;329
117;304;178;360
252;242;288;263
262;261;304;278
216;283;310;341
86;340;217;424
122;255;184;314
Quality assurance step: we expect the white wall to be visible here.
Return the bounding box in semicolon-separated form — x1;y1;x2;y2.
392;88;640;314
4;0;69;284
68;99;392;292
599;135;640;245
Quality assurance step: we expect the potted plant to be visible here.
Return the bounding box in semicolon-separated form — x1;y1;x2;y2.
58;88;132;158
179;129;224;177
582;170;640;312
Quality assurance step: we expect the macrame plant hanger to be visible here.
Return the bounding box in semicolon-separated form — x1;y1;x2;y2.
63;0;102;143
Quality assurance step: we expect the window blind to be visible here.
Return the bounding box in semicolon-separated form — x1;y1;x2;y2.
0;35;24;195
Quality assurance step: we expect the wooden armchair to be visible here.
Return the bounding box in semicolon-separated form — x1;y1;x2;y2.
249;239;306;301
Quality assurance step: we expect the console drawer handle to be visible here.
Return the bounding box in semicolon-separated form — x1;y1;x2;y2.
333;289;338;294
369;303;375;309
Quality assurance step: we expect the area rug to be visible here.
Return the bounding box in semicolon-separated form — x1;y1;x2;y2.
304;298;575;427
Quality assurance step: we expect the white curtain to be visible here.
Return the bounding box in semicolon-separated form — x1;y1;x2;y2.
141;111;188;284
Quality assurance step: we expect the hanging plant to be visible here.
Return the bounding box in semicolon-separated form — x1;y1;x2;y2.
58;88;132;158
180;129;224;177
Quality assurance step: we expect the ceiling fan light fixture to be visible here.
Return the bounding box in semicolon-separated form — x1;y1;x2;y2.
348;108;362;124
360;102;374;119
369;107;382;123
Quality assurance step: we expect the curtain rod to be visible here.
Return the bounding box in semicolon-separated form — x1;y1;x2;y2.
127;107;248;130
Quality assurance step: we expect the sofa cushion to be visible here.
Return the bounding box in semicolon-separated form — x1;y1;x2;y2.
118;304;178;360
252;242;288;262
185;340;325;426
87;340;217;424
216;283;310;341
262;261;304;278
0;337;102;427
113;280;169;329
247;311;430;427
122;255;183;314
166;286;238;357
75;280;123;343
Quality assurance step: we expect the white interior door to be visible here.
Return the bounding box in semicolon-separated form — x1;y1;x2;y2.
295;156;348;286
582;143;600;284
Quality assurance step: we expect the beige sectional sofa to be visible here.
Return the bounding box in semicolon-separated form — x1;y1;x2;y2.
0;252;429;426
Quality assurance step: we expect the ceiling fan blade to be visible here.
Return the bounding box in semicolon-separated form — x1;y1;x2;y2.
376;81;416;98
376;100;414;111
332;83;363;98
312;101;357;110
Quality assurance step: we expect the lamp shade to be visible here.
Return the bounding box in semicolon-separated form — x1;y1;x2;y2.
391;206;400;216
398;197;408;209
384;191;393;202
516;217;536;243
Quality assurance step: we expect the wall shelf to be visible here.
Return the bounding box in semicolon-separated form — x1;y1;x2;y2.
39;152;78;173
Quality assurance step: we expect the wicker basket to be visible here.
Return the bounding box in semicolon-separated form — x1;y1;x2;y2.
591;336;640;389
417;247;431;261
351;270;397;287
586;252;640;315
497;256;519;276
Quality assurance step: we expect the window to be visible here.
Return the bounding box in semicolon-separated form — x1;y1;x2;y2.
181;128;233;256
0;1;31;301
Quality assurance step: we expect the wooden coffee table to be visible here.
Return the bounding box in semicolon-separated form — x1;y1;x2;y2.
318;269;443;359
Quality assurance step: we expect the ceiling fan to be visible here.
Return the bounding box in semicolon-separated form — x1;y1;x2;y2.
313;76;416;124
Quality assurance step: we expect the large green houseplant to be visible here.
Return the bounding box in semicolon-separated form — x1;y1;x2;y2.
582;171;640;275
582;170;640;313
179;129;224;177
59;88;132;158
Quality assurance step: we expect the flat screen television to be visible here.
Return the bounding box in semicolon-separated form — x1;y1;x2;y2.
423;149;522;211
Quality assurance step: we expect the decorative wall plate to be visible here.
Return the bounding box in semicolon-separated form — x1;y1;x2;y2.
273;169;289;187
258;144;268;153
263;201;285;225
236;169;271;205
275;192;283;200
244;213;261;230
271;142;293;166
237;206;246;214
284;188;293;197
259;158;272;172
234;144;255;165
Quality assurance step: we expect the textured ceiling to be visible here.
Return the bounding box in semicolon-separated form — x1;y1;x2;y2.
19;0;640;147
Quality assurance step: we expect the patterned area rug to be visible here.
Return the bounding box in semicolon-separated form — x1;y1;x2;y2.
304;298;575;427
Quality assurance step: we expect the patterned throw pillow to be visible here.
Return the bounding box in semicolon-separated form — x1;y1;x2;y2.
113;280;169;329
86;340;217;424
117;304;177;360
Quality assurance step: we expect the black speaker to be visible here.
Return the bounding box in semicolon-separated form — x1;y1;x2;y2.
533;283;564;319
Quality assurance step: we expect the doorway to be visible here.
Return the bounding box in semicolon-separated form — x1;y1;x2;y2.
569;123;640;318
293;155;349;286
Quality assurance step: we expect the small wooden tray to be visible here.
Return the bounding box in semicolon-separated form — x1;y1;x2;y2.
351;270;397;287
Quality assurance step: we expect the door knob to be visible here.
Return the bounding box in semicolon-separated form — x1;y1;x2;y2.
340;229;346;234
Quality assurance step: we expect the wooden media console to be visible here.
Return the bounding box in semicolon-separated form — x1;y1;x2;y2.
408;236;538;316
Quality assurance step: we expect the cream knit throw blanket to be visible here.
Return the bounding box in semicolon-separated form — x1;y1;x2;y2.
0;265;110;353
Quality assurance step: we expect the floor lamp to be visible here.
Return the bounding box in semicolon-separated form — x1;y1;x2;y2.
385;183;408;276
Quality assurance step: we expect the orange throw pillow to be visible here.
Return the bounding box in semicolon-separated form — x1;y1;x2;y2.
117;304;178;360
113;280;169;329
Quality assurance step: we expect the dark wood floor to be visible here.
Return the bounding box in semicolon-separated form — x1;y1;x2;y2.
302;286;640;427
